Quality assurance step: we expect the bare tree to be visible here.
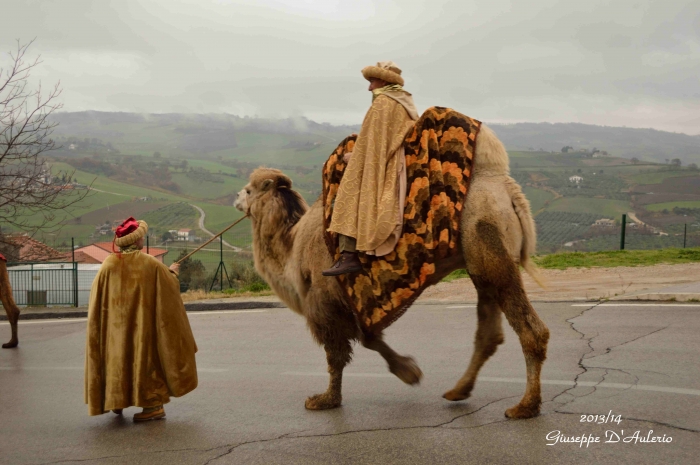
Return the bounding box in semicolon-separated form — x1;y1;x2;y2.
0;40;90;236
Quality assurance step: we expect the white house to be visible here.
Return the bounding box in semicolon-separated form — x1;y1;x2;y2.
569;176;583;184
177;229;194;241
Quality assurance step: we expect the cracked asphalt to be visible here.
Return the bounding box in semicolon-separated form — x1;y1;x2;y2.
1;302;698;464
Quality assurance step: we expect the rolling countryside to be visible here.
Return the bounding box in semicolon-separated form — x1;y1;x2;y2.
14;111;699;256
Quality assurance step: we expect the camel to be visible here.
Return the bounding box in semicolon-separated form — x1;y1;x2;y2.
1;258;20;348
234;124;550;419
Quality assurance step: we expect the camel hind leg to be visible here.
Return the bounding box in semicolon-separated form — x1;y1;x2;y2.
463;220;549;418
1;262;20;349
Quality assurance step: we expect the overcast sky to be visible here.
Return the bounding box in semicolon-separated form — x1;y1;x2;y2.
2;0;699;134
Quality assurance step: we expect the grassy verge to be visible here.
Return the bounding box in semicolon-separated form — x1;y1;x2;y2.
179;248;700;296
533;247;700;270
441;247;700;281
180;287;274;302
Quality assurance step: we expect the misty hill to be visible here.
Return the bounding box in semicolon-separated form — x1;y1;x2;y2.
49;111;700;165
488;122;700;165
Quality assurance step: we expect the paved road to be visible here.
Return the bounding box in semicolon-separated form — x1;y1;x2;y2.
189;203;240;251
1;302;698;464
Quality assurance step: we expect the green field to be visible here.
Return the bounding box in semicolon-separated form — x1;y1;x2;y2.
646;201;700;212
629;170;692;185
523;187;555;213
170;172;246;200
546;197;630;218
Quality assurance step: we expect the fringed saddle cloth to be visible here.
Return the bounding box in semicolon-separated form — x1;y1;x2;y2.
322;106;481;335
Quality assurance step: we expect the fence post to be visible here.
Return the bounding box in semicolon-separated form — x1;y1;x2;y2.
146;235;150;254
684;224;687;248
72;237;78;307
620;214;626;250
220;235;224;292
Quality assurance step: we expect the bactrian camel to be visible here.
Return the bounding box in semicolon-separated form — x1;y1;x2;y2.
1;258;20;348
234;124;550;419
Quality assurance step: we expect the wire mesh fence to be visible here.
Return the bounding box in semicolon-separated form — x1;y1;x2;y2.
4;262;99;307
4;212;698;308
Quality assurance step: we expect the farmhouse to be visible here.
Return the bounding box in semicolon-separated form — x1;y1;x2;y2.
177;229;195;241
594;218;615;227
569;175;583;184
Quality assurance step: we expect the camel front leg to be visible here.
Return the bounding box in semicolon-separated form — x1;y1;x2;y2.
305;339;352;410
362;333;422;385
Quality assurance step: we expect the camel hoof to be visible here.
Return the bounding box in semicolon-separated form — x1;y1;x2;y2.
305;393;341;410
389;356;423;385
442;389;471;402
505;403;540;419
2;340;18;349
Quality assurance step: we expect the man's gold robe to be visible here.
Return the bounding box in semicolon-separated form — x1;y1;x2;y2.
84;252;198;416
329;92;418;253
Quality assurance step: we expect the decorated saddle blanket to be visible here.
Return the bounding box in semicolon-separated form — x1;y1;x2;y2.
322;106;481;334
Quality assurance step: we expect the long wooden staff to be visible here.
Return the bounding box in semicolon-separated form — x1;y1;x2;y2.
174;214;249;265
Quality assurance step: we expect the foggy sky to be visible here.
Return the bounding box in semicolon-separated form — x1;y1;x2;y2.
2;0;699;134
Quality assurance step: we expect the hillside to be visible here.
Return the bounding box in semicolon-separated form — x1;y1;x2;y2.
50;112;700;166
489;122;700;165
7;111;698;258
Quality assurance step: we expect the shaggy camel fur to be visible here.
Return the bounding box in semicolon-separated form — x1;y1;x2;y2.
1;260;20;348
234;124;550;418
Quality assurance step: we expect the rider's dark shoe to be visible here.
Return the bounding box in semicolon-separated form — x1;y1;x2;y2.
322;252;363;276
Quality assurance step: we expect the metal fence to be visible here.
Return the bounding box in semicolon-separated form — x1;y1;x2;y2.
6;262;83;307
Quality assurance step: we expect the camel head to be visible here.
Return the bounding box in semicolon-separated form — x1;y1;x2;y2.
236;168;308;227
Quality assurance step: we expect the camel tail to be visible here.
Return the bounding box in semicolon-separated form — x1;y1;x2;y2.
505;177;546;288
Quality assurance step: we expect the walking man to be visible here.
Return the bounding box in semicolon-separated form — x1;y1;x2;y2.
85;217;198;421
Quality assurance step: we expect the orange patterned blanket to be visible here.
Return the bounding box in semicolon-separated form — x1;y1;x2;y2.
322;106;481;334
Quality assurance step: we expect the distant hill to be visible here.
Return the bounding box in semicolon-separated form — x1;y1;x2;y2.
488;122;700;165
49;111;700;165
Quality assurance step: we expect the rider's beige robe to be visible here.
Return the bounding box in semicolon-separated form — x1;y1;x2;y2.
329;92;418;254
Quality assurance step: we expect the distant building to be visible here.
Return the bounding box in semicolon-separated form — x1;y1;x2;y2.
594;218;615;227
177;229;195;241
569;176;583;184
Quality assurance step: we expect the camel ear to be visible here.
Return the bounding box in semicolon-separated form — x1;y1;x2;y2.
277;176;292;189
261;179;275;191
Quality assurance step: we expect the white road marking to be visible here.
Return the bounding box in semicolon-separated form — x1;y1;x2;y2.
282;372;700;396
0;309;268;326
0;318;87;326
572;303;700;307
187;310;267;316
285;371;394;378
0;367;228;372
